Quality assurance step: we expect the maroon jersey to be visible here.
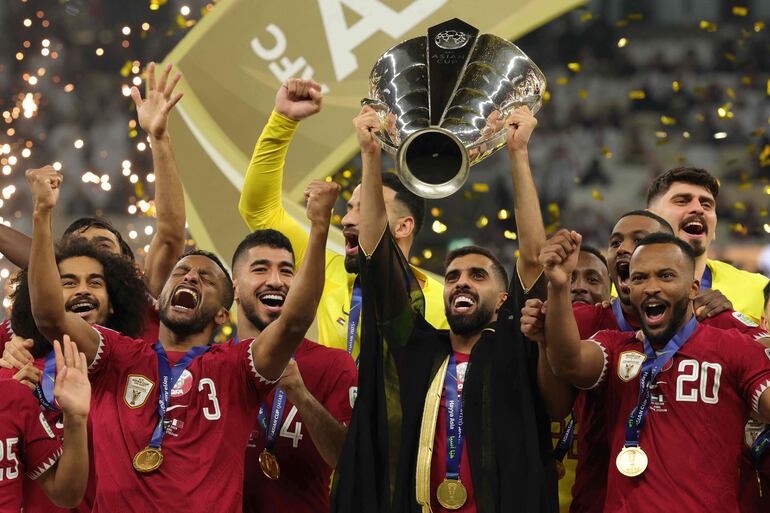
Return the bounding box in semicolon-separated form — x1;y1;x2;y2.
243;339;357;513
0;319;13;357
569;304;770;513
738;420;770;513
589;324;770;513
141;304;160;343
0;378;63;513
87;326;274;513
429;351;476;513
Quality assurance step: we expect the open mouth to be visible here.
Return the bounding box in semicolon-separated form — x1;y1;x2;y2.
451;292;477;313
258;290;286;312
171;286;199;311
571;293;590;304
680;218;706;237
343;230;359;256
615;259;630;293
642;298;668;326
68;299;97;318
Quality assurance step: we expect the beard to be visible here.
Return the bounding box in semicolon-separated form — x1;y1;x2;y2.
158;295;217;339
344;253;360;274
686;238;706;257
445;301;496;336
240;300;279;332
638;295;691;347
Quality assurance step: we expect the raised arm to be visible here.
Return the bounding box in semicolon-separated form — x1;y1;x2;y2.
541;229;606;389
354;105;387;255
132;62;186;298
238;78;323;267
26;167;100;362
0;224;31;268
507;107;546;289
250;180;338;380
37;336;90;508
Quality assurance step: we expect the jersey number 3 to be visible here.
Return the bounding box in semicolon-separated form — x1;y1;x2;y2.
198;379;221;420
675;360;722;404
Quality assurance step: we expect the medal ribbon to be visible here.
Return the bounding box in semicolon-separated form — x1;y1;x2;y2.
33;351;58;412
611;299;635;333
553;415;576;462
257;387;288;453
700;266;712;290
751;426;770;467
624;316;698;448
347;278;362;365
148;342;210;449
445;353;465;481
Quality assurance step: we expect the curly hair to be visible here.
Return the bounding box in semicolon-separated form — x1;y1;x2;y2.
9;270;51;358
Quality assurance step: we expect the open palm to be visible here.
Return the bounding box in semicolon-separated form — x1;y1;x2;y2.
131;62;184;139
53;336;91;418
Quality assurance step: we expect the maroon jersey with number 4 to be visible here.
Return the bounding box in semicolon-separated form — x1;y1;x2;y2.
0;378;63;513
569;304;769;513
589;324;770;513
87;326;275;513
243;339;357;513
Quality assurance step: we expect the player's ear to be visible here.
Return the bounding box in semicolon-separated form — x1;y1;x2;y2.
688;279;699;300
214;307;229;327
495;292;508;312
232;279;240;304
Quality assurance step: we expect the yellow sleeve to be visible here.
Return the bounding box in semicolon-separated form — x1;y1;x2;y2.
238;110;311;267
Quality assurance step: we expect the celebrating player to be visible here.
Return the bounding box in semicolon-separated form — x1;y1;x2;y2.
231;224;357;513
25;160;333;512
570;246;610;305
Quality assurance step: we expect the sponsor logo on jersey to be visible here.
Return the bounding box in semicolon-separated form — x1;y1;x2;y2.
38;412;55;439
124;374;155;409
171;369;193;398
732;311;758;327
349;386;358;408
617;351;646;382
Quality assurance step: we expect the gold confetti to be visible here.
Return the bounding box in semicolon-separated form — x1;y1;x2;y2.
472;183;489;193
660;115;677;125
732;6;748;16
331;214;342;225
755;21;765;32
120;61;133;78
734;202;746;210
567;62;581;72
430;207;442;217
683;131;691;139
628;90;646;100
556;77;569;85
497;209;510;220
724;53;736;62
578;89;588;99
765;224;770;234
431;220;447;234
580;12;594;22
699;20;717;32
617;37;628;48
726;87;736;99
739;182;752;190
615;19;628;28
672;81;681;92
654;131;668;138
410;256;421;265
476;216;489;229
717;103;734;119
503;230;517;240
422;249;433;259
324;176;333;182
548;203;561;220
767;79;770;96
627;13;643;21
591;189;604;201
543;91;551;103
601;146;613;158
730;223;748;235
696;114;706;122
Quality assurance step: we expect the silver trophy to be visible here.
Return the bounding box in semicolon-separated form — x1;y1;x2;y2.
363;18;546;199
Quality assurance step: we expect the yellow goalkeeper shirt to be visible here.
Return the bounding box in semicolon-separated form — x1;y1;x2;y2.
238;111;449;360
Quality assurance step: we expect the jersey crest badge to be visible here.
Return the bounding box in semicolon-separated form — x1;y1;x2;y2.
124;374;155;409
618;351;646;382
732;311;758;327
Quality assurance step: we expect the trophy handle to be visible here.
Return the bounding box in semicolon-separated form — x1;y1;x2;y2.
360;98;398;155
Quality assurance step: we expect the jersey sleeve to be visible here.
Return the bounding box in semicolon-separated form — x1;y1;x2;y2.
19;388;63;480
708;311;770;341
239;339;281;400
727;331;770;414
88;325;143;382
321;352;358;425
583;330;617;390
572;303;603;340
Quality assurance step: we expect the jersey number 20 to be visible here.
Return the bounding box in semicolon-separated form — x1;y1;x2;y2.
676;360;722;404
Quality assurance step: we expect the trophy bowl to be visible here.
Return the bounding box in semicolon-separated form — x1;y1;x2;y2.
364;18;546;199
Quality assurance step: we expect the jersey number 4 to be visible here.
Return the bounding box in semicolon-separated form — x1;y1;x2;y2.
0;438;19;481
675;360;722;404
279;406;303;448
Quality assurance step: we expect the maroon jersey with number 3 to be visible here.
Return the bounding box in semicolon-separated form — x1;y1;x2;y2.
0;378;63;513
87;326;275;513
589;324;770;513
243;339;357;513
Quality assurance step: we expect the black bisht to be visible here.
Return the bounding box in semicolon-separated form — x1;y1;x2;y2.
331;232;558;513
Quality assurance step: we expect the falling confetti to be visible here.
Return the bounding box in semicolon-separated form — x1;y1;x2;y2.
567;62;581;72
660;116;677;125
591;190;604;201
732;6;748;16
628;90;646;100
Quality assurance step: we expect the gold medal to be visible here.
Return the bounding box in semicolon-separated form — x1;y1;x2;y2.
133;447;163;473
555;459;566;480
259;449;280;480
615;446;648;477
436;478;467;510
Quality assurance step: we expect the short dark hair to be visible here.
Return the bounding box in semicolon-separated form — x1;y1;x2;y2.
180;250;234;310
63;217;135;261
231;229;295;271
646;167;720;206
633;232;696;269
617;210;674;233
580;245;608;270
763;281;770;311
444;245;509;290
381;172;426;236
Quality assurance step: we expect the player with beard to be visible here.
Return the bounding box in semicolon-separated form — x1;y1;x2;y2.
231;224;357;513
539;230;770;513
331;106;571;513
523;214;769;513
570;246;610;305
238;78;447;362
25;159;333;513
0;336;91;512
647;167;769;322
